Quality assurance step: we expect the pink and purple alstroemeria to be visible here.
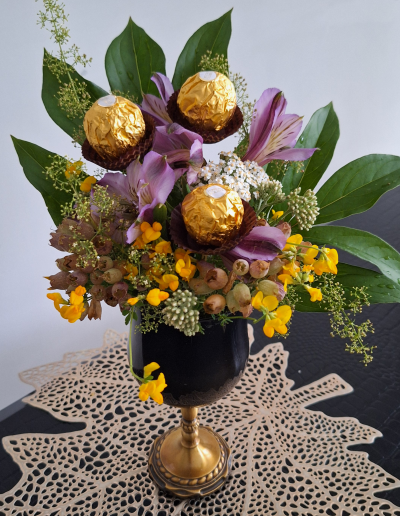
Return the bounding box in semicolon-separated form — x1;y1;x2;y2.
97;151;175;243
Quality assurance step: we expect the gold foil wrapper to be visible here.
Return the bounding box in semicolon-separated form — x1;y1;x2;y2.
83;95;146;159
177;71;236;131
182;184;244;246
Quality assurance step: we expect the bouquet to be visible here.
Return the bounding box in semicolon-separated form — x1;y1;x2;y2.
14;2;400;403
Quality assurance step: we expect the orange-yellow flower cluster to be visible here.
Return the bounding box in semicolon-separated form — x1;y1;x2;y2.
47;286;86;323
174;248;196;281
138;362;167;405
251;292;292;337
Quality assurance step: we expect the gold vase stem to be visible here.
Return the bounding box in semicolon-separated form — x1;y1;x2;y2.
180;407;200;449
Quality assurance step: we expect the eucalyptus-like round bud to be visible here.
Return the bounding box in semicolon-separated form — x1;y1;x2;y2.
257;279;279;297
189;278;214;295
102;268;123;284
203;294;226;315
232;259;249;276
268;257;284;276
90;270;104;285
249;260;269;279
111;282;129;299
197;260;215;278
205;268;228;290
98;256;114;272
226;290;240;314
233;283;251;307
90;285;106;301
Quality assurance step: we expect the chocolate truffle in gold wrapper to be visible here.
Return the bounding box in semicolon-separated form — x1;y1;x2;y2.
177;71;236;131
83;95;145;159
181;184;244;246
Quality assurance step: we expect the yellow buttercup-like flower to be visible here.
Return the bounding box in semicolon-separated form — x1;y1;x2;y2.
282;261;300;277
138;372;167;405
154;240;172;255
65;160;83;179
283;234;303;252
251;292;279;311
313;248;338;276
146;288;169;306
271;209;284;221
303;245;319;265
305;285;323;302
127;297;139;306
47;292;68;312
143;362;160;378
175;255;196;281
277;273;296;291
59;304;86;323
263;305;292;338
47;286;87;323
124;264;139;282
80;176;96;192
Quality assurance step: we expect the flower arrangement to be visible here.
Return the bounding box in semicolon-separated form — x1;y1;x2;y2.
13;2;400;403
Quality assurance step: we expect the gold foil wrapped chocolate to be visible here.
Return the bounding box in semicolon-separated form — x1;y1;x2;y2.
83;95;145;159
181;184;244;246
177;71;236;131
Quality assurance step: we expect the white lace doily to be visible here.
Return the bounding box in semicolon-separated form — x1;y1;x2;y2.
1;329;399;516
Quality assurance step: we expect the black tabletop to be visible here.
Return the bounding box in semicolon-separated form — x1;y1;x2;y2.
1;187;400;506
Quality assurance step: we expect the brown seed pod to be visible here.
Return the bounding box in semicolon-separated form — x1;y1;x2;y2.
268;257;284;276
90;270;104;285
98;256;114;272
239;303;254;318
89;285;106;301
226;290;240;314
111;282;129;299
102;268;123;284
276;221;291;238
233;283;251;307
88;299;102;320
197;260;215;279
205;268;228;290
222;271;237;295
189;278;214;295
232;259;249;276
203;294;226;315
249;260;270;279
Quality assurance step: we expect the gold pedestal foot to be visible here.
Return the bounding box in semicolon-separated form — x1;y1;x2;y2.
148;407;231;498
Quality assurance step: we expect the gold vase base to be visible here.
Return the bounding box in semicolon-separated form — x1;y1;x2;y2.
148;425;232;498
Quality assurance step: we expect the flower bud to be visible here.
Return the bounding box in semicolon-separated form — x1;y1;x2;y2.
98;256;113;272
249;260;270;279
90;284;106;301
268;257;284;276
47;271;70;290
189;278;214;295
88;299;102;320
111;281;129;299
102;268;123;284
104;286;118;307
197;260;215;278
232;259;249;276
75;220;95;240
140;254;151;270
277;222;291;238
205;268;228;290
55;257;71;272
203;294;226;315
90;270;104;285
80;302;89;321
273;280;286;302
226;290;240;313
257;279;279;297
233;283;251;307
93;236;113;255
69;270;88;287
49;232;75;252
239;304;253;318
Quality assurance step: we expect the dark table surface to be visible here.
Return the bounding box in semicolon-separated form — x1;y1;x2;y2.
1;188;400;506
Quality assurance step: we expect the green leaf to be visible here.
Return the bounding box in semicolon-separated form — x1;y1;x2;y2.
11;136;71;225
282;102;340;194
42;50;108;143
316;154;400;224
302;226;400;284
105;18;166;103
172;10;232;90
295;263;400;312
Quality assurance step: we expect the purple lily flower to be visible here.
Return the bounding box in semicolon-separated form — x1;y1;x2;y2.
98;151;175;244
141;73;173;126
222;226;287;268
243;88;318;166
153;123;204;184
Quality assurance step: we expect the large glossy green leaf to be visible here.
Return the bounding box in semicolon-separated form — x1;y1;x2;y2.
295;263;400;312
282;102;340;194
172;10;232;90
105;18;166;103
303;226;400;284
315;154;400;224
42;50;108;143
11;136;71;225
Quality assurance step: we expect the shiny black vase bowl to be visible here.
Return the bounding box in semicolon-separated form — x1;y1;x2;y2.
130;318;250;407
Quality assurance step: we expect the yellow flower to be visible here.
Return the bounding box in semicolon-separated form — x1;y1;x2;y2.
313;248;338;276
283;234;303;252
277;273;296;291
282;261;300;277
124;264;139;282
162;274;179;291
146;288;169;306
127;297;139;306
303;245;319;265
251;291;279;311
175;256;196;281
69;285;86;305
138;373;167;405
305;286;323;302
47;292;68;312
80;176;97;192
59;304;86;323
154;240;172;255
271;209;284;220
263;305;292;338
65;160;83;179
135;222;163;246
143;362;160;378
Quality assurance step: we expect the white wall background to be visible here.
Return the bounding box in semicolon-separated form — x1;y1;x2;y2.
1;0;399;410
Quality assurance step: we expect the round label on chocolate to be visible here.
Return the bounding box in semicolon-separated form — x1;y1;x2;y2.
205;185;226;199
98;95;117;107
199;71;217;82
